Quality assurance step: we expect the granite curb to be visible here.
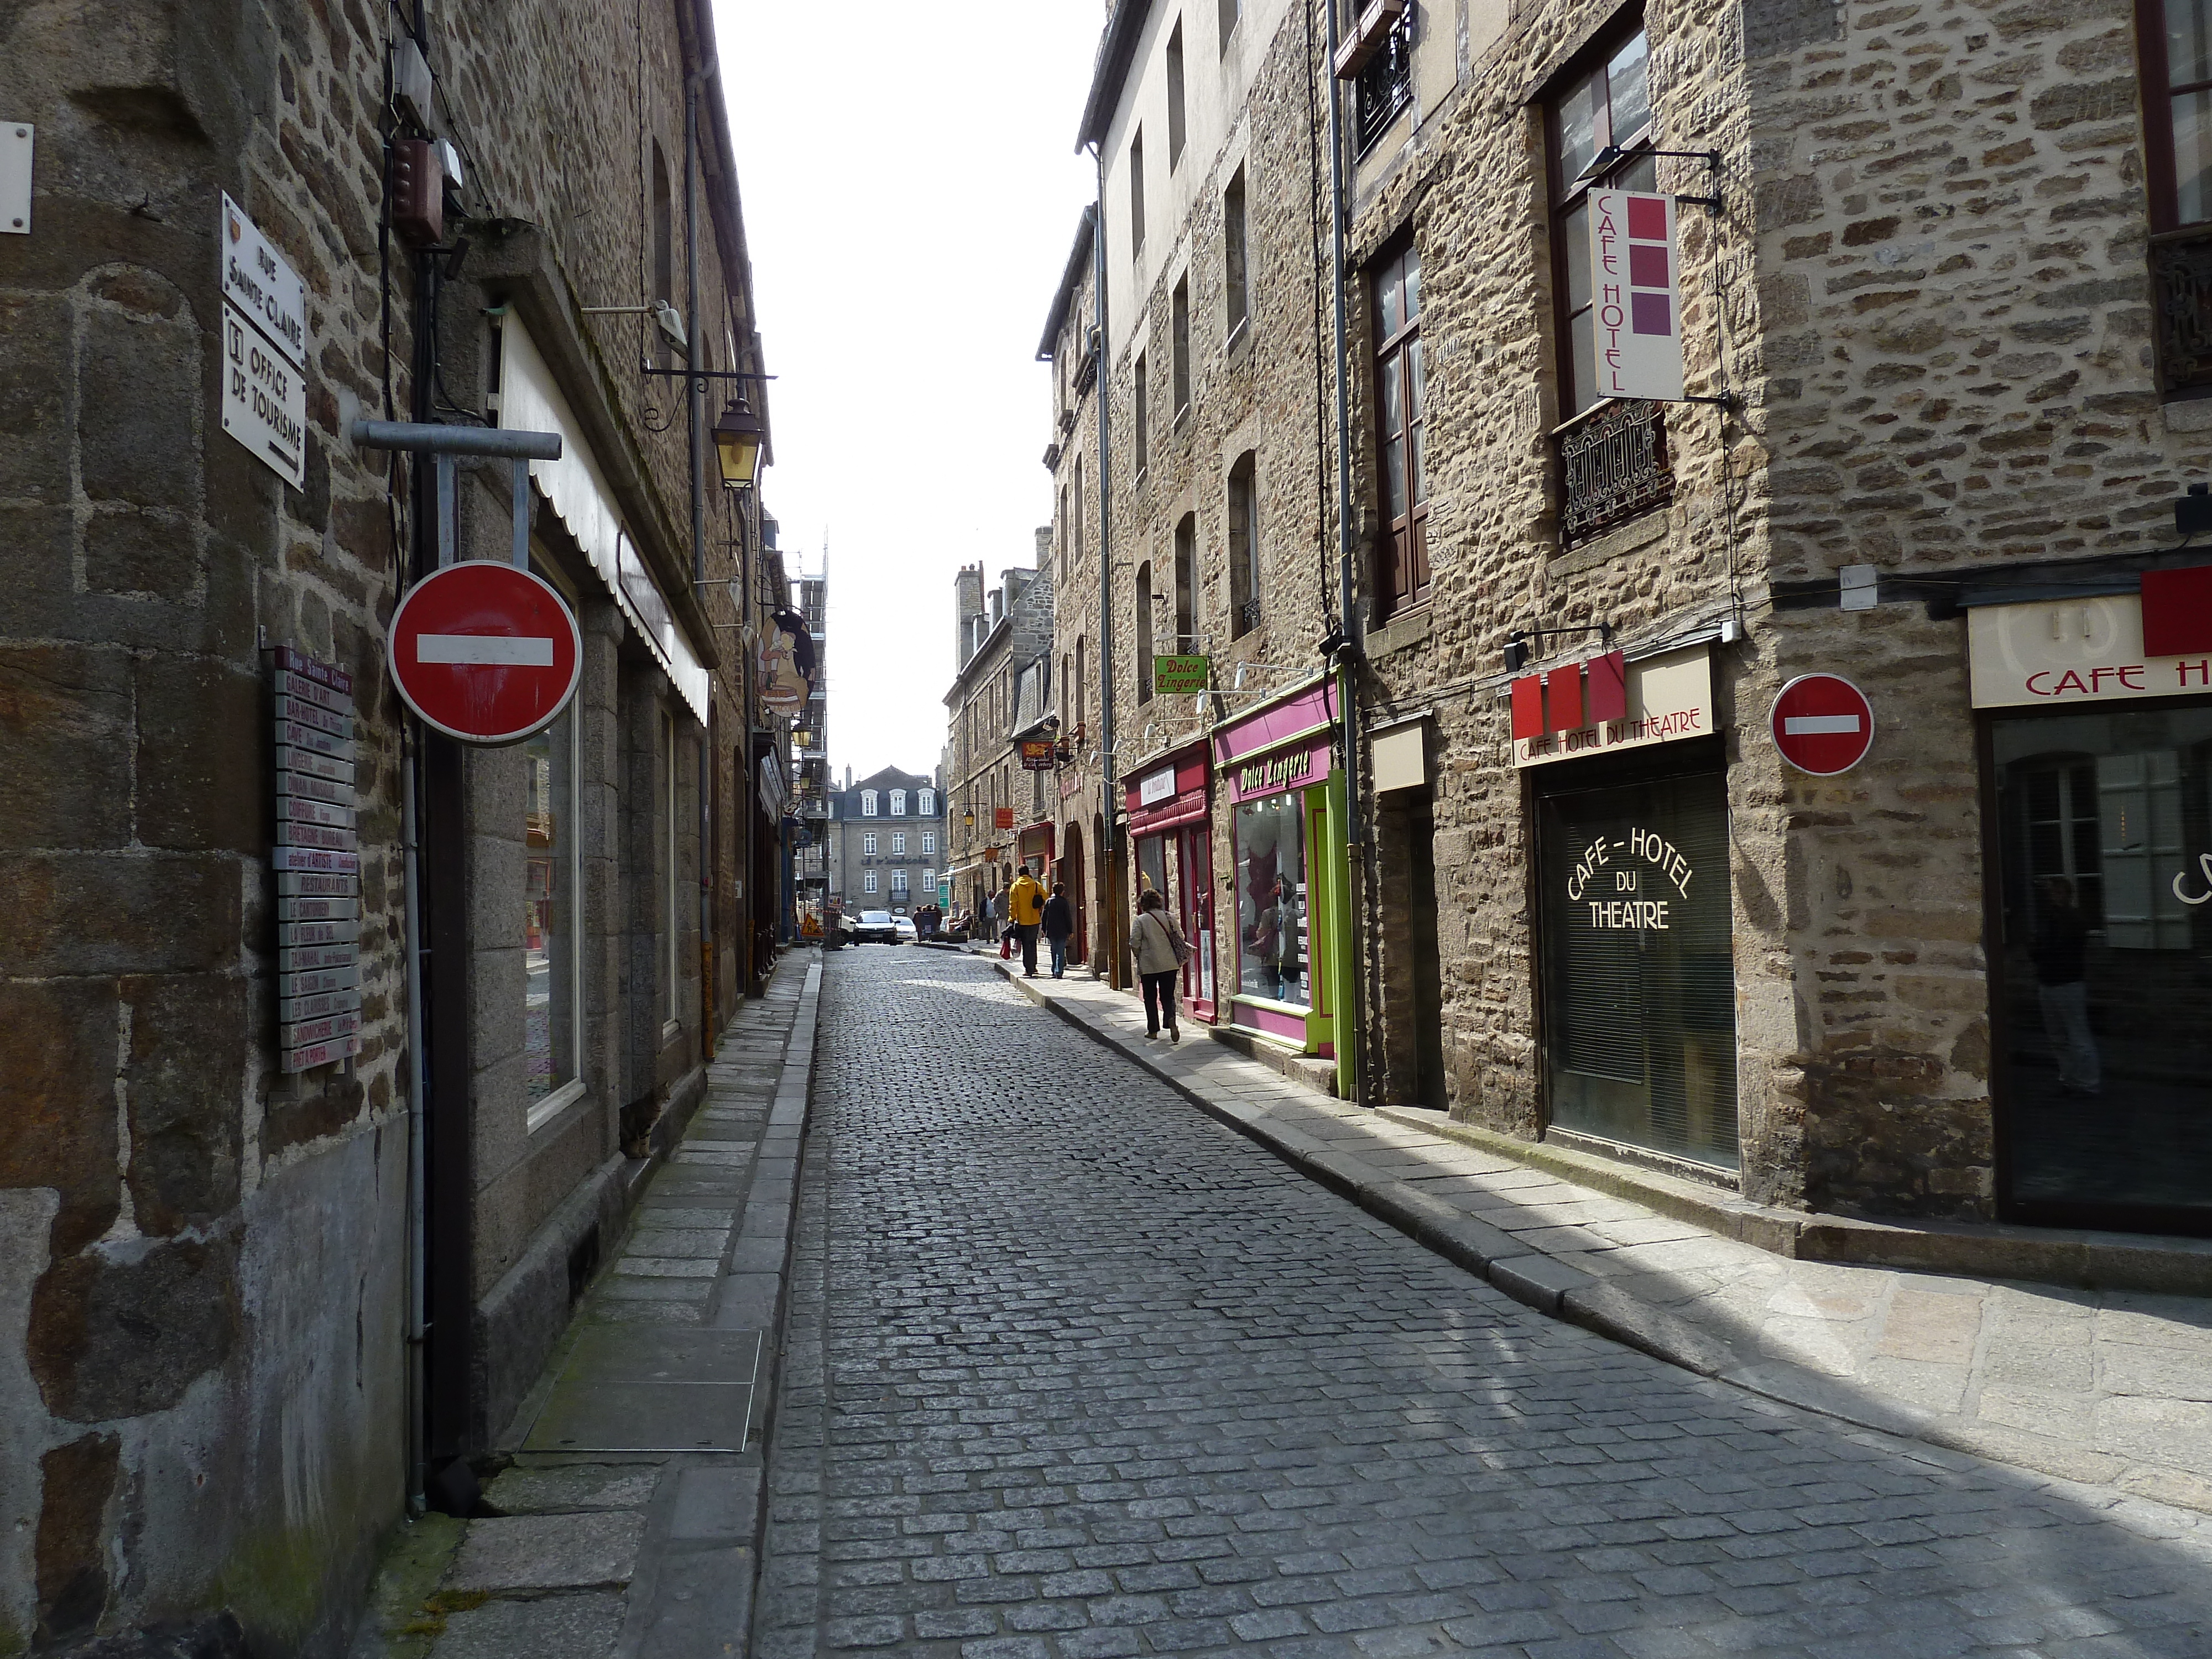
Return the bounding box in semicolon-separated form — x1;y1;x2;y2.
985;957;2212;1517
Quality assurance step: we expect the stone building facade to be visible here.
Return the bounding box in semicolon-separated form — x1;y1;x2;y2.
0;0;785;1648
943;549;1057;926
1054;0;2212;1240
825;766;945;917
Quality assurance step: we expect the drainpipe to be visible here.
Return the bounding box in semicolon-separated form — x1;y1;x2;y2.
685;59;717;1040
401;724;427;1514
1323;2;1368;1105
1086;173;1121;988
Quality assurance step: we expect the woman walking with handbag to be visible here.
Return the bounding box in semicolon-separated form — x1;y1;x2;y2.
1131;889;1190;1043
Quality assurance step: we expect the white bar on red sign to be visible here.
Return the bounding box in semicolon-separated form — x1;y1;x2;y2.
279;987;362;1022
273;696;353;738
281;1010;363;1048
279;964;360;999
279;940;359;972
276;795;357;829
273;671;351;714
276;895;357;922
275;770;352;806
271;846;361;874
1587;189;1684;402
277;721;353;759
277;745;354;784
275;870;358;896
273;646;353;695
280;1032;363;1073
280;918;361;947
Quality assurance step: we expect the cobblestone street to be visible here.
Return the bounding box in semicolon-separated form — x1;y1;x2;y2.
754;949;2212;1658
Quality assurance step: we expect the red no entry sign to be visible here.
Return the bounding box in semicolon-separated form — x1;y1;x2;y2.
1771;674;1875;775
388;561;582;745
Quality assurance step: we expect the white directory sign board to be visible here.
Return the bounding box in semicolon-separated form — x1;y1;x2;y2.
1588;189;1683;403
217;194;308;489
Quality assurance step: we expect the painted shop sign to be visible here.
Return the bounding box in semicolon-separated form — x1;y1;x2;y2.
1138;765;1177;806
1969;590;2212;708
1235;747;1316;799
1564;826;1697;931
1512;646;1714;768
1587;189;1682;403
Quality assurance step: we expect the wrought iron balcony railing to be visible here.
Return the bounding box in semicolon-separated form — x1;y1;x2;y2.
1554;399;1673;546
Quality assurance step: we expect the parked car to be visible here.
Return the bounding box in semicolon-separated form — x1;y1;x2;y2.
849;910;899;945
894;915;917;944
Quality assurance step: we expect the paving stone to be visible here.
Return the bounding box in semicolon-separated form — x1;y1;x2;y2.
427;1590;624;1657
479;1464;662;1515
750;951;2212;1657
448;1512;645;1593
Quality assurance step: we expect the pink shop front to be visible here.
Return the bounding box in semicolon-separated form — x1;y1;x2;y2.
1212;677;1355;1079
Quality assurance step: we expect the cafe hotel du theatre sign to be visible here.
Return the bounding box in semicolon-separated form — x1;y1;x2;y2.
1511;645;1713;767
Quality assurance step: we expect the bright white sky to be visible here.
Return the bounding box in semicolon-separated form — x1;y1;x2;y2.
713;1;1103;785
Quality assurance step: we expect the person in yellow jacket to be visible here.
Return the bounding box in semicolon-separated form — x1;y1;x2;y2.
1007;864;1046;978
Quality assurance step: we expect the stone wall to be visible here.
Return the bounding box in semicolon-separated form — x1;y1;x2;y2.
0;0;760;1647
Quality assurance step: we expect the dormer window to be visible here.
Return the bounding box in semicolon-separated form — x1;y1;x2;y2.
890;790;907;816
861;791;879;817
919;789;936;816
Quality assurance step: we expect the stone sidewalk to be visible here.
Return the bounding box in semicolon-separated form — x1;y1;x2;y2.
348;953;822;1659
990;960;2212;1519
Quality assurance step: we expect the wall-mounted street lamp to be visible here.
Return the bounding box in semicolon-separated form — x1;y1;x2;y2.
712;398;766;489
964;807;976;830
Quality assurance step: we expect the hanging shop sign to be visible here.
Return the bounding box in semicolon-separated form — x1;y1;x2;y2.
218;194;308;489
1511;645;1712;768
1968;582;2212;708
270;646;362;1073
1588;189;1682;403
1020;739;1057;771
1154;655;1209;695
758;607;813;712
1770;674;1874;775
995;806;1015;830
387;560;583;745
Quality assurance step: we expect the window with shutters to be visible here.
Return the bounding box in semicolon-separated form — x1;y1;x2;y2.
1536;760;1738;1171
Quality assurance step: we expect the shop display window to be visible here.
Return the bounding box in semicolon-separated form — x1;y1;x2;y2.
524;705;579;1105
1992;704;2212;1226
1537;767;1738;1169
1234;791;1309;1007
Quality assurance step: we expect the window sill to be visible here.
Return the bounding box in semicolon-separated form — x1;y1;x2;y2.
526;1078;587;1136
1546;505;1667;580
1224;315;1251;361
1365;603;1433;662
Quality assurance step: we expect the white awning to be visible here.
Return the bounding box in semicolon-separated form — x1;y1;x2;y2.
498;318;711;726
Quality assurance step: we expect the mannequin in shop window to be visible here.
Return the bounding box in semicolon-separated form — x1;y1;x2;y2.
1247;877;1298;1002
2032;876;2100;1097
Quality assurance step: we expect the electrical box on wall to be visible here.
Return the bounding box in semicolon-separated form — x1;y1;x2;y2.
392;35;434;131
391;138;444;246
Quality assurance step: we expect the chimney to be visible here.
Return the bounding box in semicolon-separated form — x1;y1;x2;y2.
1034;525;1051;567
954;561;985;668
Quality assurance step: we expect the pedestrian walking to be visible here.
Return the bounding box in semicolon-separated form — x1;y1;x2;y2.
1131;889;1190;1043
1008;862;1046;977
1042;882;1074;978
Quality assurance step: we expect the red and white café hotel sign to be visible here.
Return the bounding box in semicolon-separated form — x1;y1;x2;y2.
1968;569;2212;708
1510;645;1714;768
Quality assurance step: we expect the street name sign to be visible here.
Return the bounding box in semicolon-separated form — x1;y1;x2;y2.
218;194;307;489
